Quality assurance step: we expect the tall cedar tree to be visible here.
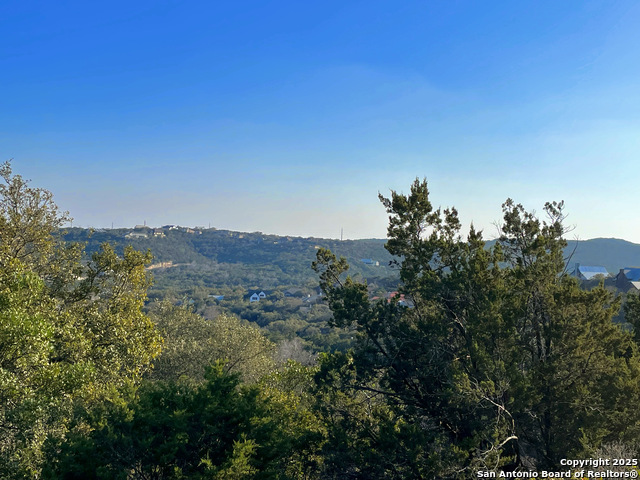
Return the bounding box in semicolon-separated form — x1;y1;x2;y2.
313;179;640;479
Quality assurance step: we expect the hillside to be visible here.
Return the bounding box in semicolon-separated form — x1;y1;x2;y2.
62;227;398;291
564;237;640;274
63;228;640;289
59;228;640;351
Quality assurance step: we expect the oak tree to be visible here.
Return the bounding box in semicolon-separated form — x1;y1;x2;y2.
0;162;162;477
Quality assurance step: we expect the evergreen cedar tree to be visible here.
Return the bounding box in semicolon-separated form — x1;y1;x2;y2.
313;178;640;478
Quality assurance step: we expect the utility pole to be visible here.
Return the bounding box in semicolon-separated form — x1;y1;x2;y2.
341;227;343;241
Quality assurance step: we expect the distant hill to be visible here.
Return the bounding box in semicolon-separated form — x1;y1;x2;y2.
62;228;640;289
62;227;398;291
484;237;640;276
563;237;640;275
60;229;640;351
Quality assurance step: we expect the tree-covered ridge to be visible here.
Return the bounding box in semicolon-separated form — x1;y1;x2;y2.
64;227;640;292
62;227;397;288
62;228;401;354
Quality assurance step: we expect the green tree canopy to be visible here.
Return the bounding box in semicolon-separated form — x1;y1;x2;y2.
0;162;161;477
313;179;640;478
47;362;326;480
148;300;277;384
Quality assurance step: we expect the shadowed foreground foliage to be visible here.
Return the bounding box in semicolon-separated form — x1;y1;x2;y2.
45;363;324;480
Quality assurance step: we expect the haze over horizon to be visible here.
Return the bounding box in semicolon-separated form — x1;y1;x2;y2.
3;1;640;242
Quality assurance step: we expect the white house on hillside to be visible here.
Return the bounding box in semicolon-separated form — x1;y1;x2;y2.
249;291;267;302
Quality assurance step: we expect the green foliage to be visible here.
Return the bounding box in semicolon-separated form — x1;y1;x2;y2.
498;199;640;467
624;291;640;342
313;179;640;478
312;350;452;479
47;363;323;480
224;293;353;353
149;301;277;383
0;162;161;477
260;361;327;478
0;263;87;478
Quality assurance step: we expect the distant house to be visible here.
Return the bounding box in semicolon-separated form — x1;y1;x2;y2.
208;294;225;301
249;291;267;302
573;263;609;280
616;267;640;292
361;258;378;265
303;293;322;304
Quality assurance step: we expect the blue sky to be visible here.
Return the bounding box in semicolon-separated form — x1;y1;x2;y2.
2;1;640;241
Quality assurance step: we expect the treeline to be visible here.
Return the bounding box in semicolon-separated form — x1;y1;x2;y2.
4;164;640;478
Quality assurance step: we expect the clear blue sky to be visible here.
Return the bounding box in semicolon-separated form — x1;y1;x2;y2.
2;0;640;241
